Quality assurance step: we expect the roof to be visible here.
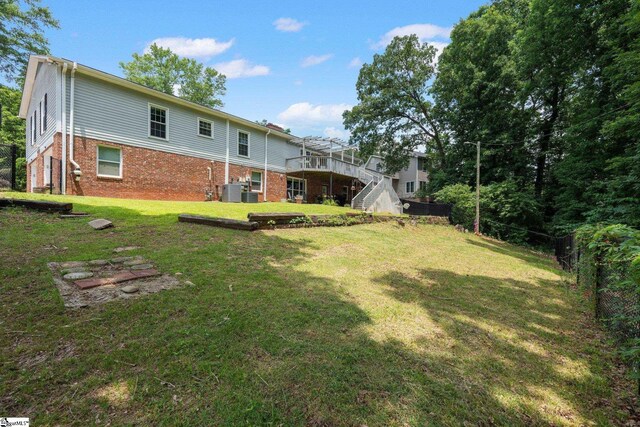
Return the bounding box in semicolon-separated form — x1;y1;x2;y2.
18;55;295;141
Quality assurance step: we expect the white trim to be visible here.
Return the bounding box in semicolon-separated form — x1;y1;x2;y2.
237;129;250;158
225;120;230;183
197;117;214;139
96;145;123;179
251;170;263;192
148;103;169;141
405;181;415;194
39;99;44;135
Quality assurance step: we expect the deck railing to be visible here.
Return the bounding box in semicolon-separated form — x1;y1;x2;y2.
285;156;362;178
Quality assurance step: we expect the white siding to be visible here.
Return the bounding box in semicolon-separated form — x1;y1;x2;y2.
25;62;58;160
70;74;295;172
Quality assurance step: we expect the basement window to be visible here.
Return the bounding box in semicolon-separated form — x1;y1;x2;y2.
198;118;213;138
251;171;262;192
97;146;122;178
149;104;168;140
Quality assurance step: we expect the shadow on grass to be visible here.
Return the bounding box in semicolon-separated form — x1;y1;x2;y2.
465;237;559;271
0;206;626;426
376;267;618;425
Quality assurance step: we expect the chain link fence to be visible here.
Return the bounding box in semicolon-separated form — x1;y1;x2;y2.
0;143;17;190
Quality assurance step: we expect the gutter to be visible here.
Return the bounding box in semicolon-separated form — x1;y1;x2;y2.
264;129;270;201
68;62;81;175
61;62;68;194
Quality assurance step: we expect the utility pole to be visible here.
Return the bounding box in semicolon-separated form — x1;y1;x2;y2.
474;141;480;235
465;141;481;235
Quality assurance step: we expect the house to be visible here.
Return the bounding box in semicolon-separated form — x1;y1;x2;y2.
364;153;429;199
18;55;402;213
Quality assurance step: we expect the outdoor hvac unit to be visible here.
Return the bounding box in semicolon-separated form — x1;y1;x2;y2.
241;192;259;203
221;184;243;202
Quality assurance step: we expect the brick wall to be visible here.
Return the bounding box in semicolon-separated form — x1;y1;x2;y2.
36;134;288;202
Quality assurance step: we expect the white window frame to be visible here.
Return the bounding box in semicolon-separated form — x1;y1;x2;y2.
148;103;169;141
32;111;37;145
406;181;415;194
96;145;123;179
419;181;428;191
197;117;214;139
287;177;306;200
43;155;51;185
39;99;44;135
237;130;250;158
29;115;34;146
250;170;263;192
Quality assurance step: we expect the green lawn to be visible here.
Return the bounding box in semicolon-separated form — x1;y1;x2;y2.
0;191;358;221
0;194;635;426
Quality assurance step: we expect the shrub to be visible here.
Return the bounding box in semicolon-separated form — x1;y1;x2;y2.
322;198;338;206
434;184;475;228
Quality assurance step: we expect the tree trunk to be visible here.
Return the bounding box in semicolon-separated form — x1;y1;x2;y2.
535;86;560;199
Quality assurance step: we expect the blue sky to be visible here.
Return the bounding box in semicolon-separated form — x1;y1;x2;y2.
44;0;487;138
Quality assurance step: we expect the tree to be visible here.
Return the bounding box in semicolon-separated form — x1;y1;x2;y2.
0;0;59;84
343;35;445;173
120;44;226;109
433;0;531;189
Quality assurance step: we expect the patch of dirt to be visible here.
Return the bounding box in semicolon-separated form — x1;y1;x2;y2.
48;257;185;309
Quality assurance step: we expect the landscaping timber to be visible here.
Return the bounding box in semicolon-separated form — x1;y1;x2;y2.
0;198;73;213
247;212;306;226
179;214;259;231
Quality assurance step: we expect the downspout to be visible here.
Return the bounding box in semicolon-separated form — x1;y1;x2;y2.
69;62;81;175
60;62;68;194
225;119;230;184
264;129;270;201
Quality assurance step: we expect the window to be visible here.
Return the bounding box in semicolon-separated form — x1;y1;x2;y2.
418;157;427;172
40;94;48;134
149;105;167;139
405;181;415;193
419;181;428;191
198;118;213;138
32;111;37;145
97;146;122;178
238;131;249;157
322;185;328;196
250;171;262;192
39;100;43;134
287;177;306;200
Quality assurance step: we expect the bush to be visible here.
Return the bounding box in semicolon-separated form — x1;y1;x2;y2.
15;157;26;190
434;181;542;244
322;198;338;206
434;184;475;229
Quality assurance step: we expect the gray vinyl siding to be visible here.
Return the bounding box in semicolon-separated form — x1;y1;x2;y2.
25;62;58;160
71;73;295;172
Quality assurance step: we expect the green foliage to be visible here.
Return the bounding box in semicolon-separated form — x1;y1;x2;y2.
576;223;640;374
0;0;59;84
413;187;429;199
14;157;25;190
322;198;338;206
435;181;542;243
120;44;226;109
434;184;476;229
343;35;445;173
0;85;26;152
289;216;312;225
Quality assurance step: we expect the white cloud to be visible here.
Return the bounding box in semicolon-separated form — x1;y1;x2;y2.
278;102;352;127
301;54;333;68
324;127;350;140
348;57;362;69
372;23;451;49
294;80;303;86
273;17;307;32
147;37;234;59
213;59;270;79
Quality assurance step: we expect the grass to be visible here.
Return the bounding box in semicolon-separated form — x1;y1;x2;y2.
1;193;636;425
1;191;358;221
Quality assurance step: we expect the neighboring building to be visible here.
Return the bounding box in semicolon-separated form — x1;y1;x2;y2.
19;55;403;213
365;153;429;199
